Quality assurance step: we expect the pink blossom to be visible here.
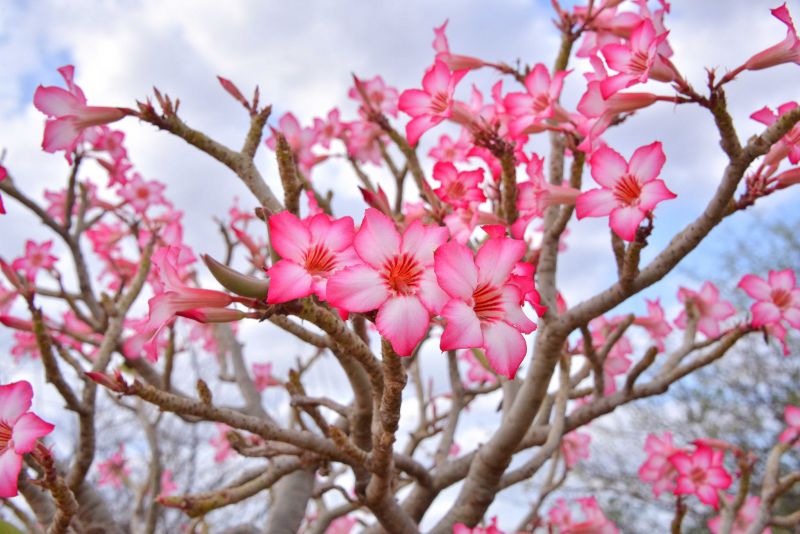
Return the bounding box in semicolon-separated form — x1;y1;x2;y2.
210;423;234;463
327;209;449;356
349;75;399;117
576;141;675;241
428;129;473;163
453;517;504;534
434;237;537;379
633;298;673;351
265;113;321;171
738;269;800;329
547;497;619;534
504;64;570;136
744;4;800;71
33;65;126;158
96;444;131;489
670;444;732;509
432;162;486;208
398;60;468;146
10;331;40;363
600;19;674;98
778;404;800;444
118;174;167;213
11;240;58;281
458;349;497;386
0;381;55;497
252;362;281;391
750;102;800;165
562;431;591;469
514;154;580;234
325;516;357;534
638;432;680;497
432;21;488;71
313;108;346;149
268;211;358;304
159;469;178;497
708;495;771;534
674;282;736;338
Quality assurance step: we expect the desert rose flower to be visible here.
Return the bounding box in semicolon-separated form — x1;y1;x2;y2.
669;444;732;509
738;269;800;329
674;282;736;338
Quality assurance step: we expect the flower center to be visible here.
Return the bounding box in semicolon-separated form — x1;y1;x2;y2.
532;93;550;114
689;466;707;485
383;253;423;295
447;181;466;200
772;288;792;309
629;49;650;75
472;282;504;323
303;243;337;276
613;173;642;206
0;422;11;451
431;91;451;115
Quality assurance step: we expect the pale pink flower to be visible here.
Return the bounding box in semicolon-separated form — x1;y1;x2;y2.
349;75;399;117
633;298;673;351
504;64;570;136
514;153;580;234
432;162;486;209
670;444;732;509
432;21;489;71
0;381;55;497
344;119;385;165
434;237;537;379
453;517;504;534
458;349;497;386
750;102;800;165
33;65;125;158
252;362;281;391
744;3;800;71
638;432;680;497
210;423;234;463
577;141;675;241
159;469;178;497
562;431;591;469
313;108;346;149
600;19;673;98
428;129;473;163
708;495;771;534
11;331;40;363
675;282;736;338
267;211;358;304
265;113;321;171
575;6;643;58
398;60;469;146
778;404;800;445
327;209;449;356
738;269;800;329
11;240;58;281
96;444;130;489
118;174;167;213
547;497;619;534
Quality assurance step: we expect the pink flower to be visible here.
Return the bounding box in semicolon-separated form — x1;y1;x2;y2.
265;113;321;171
428;129;473;163
600;19;673;98
432;21;488;71
576;142;676;241
398;60;468;146
458;349;497;386
325;516;357;534
33;65;125;158
11;240;58;281
504;64;570;136
708;495;771;534
674;282;736;338
453;517;504;534
739;269;800;329
96;444;130;489
159;469;178;497
547;497;619;534
434;237;537;379
11;331;40;363
778;404;800;444
210;423;234;463
267;212;358;304
349;75;399;117
514;154;580;235
562;431;591;469
252;362;281;391
432;162;486;208
638;432;680;497
118;174;167;213
633;298;673;351
670;444;732;509
744;4;800;71
0;381;55;497
313;108;346;149
327;209;449;356
750;102;800;165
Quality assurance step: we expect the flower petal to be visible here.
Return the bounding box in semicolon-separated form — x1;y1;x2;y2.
401;220;448;266
638;179;676;211
481;321;527;379
269;211;311;263
752;301;781;327
11;412;54;454
376;295;430;356
354;208;401;269
769;269;796;291
434;241;478;300
629;142;666;183
0;449;23;498
266;260;314;304
590;145;627;188
475;238;526;287
575;188;617;218
440;299;483;351
0;381;33;424
738;274;772;300
326;265;389;312
609;206;646;241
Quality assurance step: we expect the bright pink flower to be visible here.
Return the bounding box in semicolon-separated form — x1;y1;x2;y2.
10;331;40;363
268;212;358;304
118;174;167;213
398;60;468;146
252;362;281;391
432;162;486;208
576;142;676;241
744;4;800;71
458;349;497;386
504;64;570;136
96;444;130;489
349;75;399;117
575;6;643;58
638;432;680;497
708;495;771;534
515;154;580;233
738;269;800;329
675;282;736;338
11;240;58;281
434;237;537;379
344;119;385;165
547;497;619;534
453;517;504;534
265;113;321;171
670;444;732;509
633;298;673;351
33;65;125;158
432;21;488;71
562;431;591;469
779;404;800;445
159;469;178;497
0;381;54;497
750;102;800;165
428;129;473;163
600;19;673;98
327;209;449;356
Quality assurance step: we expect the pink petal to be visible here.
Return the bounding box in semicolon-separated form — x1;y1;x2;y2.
630;19;656;52
575;188;617;218
769;269;796;291
697;317;722;338
0;381;33;424
482;320;527;379
269;211;311;263
785;405;800;426
307;214;355;252
602;44;634;73
600;73;637;99
401;220;448;266
434;241;478;300
0;449;23;498
705;467;733;488
266;260;314;304
590;146;627;188
525;64;551;96
440;299;483;351
750;106;777;127
784;307;800;329
417;269;450;315
738;274;772;300
503;92;534;116
326;265;388;313
354;208;401;269
33;86;83;117
752;301;782;327
475;238;526;287
398;89;432;116
376;295;430;356
433;161;458;184
406;114;442;147
500;285;537;334
42;118;81;153
638;179;676;211
696;484;720;508
629;142;666;183
422;60;453;95
673;477;695;495
11;412;54;454
609;206;646;241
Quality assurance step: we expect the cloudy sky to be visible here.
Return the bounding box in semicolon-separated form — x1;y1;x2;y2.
1;0;799;529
